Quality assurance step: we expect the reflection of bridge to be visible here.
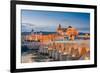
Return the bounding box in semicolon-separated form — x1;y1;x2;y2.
55;40;89;44
38;40;90;61
22;39;90;61
22;42;41;50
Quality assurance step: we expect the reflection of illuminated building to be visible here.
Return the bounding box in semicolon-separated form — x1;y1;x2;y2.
38;41;90;60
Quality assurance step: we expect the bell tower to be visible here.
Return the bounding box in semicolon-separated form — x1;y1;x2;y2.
57;24;62;34
58;24;61;29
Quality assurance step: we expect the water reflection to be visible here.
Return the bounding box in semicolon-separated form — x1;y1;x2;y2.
21;40;90;63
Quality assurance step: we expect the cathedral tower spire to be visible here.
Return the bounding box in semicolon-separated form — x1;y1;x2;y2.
58;24;61;29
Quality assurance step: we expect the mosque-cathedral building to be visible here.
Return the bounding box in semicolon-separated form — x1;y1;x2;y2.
57;24;78;40
25;24;79;42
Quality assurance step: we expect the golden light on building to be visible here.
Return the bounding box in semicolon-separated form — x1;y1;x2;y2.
25;24;80;42
66;26;78;40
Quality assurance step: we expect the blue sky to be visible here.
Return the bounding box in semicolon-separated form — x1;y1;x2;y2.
21;10;90;33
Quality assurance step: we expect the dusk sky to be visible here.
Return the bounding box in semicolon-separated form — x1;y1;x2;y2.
21;10;90;33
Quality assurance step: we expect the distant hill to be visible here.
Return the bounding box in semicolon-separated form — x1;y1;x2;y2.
22;31;56;35
22;31;90;35
34;31;56;35
78;32;90;35
21;32;31;35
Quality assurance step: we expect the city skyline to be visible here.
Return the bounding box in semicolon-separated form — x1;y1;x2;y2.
21;10;90;33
